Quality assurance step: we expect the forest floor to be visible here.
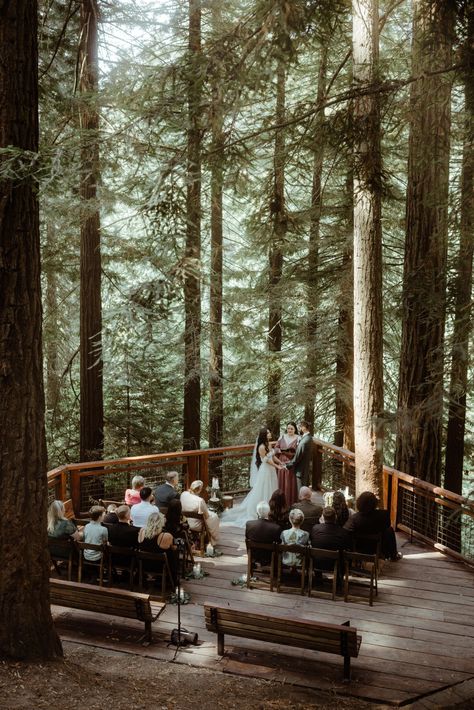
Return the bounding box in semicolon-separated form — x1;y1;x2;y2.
0;641;385;710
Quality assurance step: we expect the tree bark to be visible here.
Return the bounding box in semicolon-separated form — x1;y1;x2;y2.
183;0;202;451
445;8;474;495
267;55;285;437
208;1;224;456
304;46;327;431
0;0;62;659
334;170;355;454
395;1;454;485
79;0;104;462
352;0;384;498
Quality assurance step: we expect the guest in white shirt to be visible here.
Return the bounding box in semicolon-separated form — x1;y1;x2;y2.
130;487;158;528
181;480;220;546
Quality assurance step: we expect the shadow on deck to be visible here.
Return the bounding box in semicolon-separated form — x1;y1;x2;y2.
52;527;474;707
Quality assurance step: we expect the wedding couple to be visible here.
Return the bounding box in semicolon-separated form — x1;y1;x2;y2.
222;420;313;528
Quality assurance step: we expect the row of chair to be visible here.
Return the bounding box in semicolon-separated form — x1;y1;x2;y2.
246;535;382;605
48;538;175;599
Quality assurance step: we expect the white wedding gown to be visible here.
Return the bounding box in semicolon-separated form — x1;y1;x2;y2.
221;450;279;528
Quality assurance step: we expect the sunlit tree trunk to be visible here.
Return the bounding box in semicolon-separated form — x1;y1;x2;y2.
445;8;474;495
304;46;327;431
352;0;384;498
79;0;103;461
267;54;285;437
183;0;202;450
395;1;454;485
209;1;224;456
0;0;62;659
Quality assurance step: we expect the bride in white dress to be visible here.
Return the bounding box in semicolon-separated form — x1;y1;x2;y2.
221;427;282;528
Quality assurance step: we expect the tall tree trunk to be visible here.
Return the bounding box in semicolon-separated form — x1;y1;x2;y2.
79;0;103;462
183;0;202;451
445;8;474;495
352;0;384;498
267;55;285;437
395;1;454;484
45;223;61;412
304;45;327;431
0;0;62;659
334;170;355;454
208;1;224;457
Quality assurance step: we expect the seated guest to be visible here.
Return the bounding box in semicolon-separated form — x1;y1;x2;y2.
268;489;290;530
47;500;81;557
83;506;108;561
280;509;309;567
154;471;180;508
163;498;188;540
344;491;401;561
130;486;158;528
311;506;353;556
108;505;139;548
332;490;353;527
103;504;119;524
291;486;322;532
311;484;326;509
138;511;178;585
181;480;220;546
125;475;145;506
245;501;281;566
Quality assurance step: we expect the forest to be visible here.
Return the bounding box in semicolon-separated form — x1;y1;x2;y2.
0;0;473;659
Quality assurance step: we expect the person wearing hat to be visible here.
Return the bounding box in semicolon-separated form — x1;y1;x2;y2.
180;480;220;546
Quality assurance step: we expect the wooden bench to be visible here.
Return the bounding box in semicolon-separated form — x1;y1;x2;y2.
204;604;361;681
50;578;166;644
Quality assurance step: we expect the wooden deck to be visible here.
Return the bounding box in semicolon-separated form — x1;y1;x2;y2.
52;526;474;707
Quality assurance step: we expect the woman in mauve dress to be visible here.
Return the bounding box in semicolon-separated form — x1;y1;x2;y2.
275;421;299;506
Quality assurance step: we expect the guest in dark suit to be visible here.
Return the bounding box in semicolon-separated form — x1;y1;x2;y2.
245;501;281;565
291;486;323;532
108;505;140;548
311;506;353;555
153;471;180;508
286;420;313;488
344;491;401;561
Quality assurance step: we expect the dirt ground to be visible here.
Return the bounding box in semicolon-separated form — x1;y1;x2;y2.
0;642;387;710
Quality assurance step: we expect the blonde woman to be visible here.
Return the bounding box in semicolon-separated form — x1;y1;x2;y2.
181;480;220;546
138;511;177;584
47;500;81;557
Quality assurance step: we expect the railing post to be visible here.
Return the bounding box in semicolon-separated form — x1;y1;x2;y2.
390;474;399;530
200;452;209;501
186;455;198;491
70;469;81;517
312;442;322;489
382;468;389;510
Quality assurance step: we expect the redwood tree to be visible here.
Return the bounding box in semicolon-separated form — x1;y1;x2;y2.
267;53;286;436
208;1;224;454
79;0;104;461
352;0;384;497
0;0;62;658
304;45;327;431
183;0;202;450
395;1;454;484
445;6;474;494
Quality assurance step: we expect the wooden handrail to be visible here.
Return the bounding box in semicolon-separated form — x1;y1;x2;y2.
46;437;473;566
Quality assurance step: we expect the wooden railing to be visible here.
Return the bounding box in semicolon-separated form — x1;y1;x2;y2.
313;437;474;568
47;437;474;567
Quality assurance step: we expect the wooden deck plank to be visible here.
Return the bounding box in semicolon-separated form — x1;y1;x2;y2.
51;528;474;706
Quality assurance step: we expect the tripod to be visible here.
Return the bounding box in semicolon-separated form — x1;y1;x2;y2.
169;538;197;649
